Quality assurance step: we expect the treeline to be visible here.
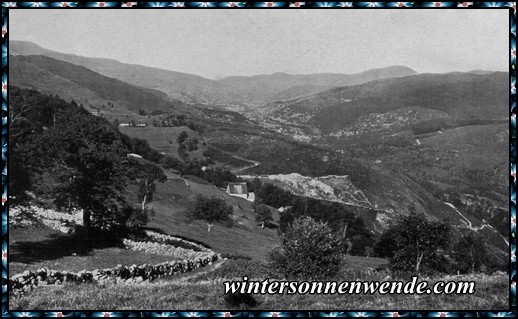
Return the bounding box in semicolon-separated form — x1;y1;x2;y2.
373;210;506;275
246;178;373;256
151;114;206;135
9;87;166;247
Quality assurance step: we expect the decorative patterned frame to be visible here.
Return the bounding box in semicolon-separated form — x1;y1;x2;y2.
0;2;516;317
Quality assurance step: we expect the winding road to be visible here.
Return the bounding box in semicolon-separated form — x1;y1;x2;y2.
207;145;260;173
444;202;508;246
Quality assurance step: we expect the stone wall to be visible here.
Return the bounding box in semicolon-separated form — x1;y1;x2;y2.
10;253;218;295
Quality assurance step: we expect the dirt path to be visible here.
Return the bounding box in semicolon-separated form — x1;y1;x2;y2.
445;202;508;246
444;202;473;228
207;145;260;173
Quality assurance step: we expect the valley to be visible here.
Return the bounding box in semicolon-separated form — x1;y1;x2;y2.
9;40;509;251
6;0;517;310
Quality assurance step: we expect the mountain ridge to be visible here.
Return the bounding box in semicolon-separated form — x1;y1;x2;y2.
10;40;420;106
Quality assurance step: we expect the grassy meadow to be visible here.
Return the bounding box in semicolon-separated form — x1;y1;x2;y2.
119;126;206;160
10;257;508;311
9;172;510;311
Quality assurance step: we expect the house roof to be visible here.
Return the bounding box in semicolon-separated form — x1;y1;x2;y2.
227;182;248;195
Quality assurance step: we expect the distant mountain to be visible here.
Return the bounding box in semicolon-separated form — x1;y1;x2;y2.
10;55;189;114
266;71;507;134
468;69;499;74
10;40;228;105
10;41;418;106
218;66;418;105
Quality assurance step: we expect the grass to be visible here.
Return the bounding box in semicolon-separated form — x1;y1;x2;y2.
10;257;509;311
10;247;179;275
119;126;206;160
9;224;181;275
142;174;280;260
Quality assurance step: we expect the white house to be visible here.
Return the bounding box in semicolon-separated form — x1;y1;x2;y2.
226;182;254;202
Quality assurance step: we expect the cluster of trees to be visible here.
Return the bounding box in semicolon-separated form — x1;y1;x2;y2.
9;87;165;247
282;197;372;256
251;180;294;208
151;114;206;135
162;153;241;190
249;178;372;255
152;114;188;127
373;210;505;275
120;135;162;163
269;209;504;281
176;131;199;160
202;167;240;188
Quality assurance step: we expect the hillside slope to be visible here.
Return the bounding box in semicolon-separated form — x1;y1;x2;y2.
10;41;418;106
266;72;507;134
218;66;417;105
10;40;227;105
10;55;190;115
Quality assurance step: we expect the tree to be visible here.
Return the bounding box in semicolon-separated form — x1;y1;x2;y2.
162;156;184;171
451;232;488;274
185;137;199;151
379;211;451;274
177;131;189;144
254;204;273;228
129;161;167;213
268;216;343;279
190;195;233;232
373;230;399;259
35;107;128;245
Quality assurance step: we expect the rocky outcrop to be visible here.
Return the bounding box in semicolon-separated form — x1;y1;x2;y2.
240;173;372;207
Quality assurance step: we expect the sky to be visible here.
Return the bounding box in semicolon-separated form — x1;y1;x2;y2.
9;9;509;79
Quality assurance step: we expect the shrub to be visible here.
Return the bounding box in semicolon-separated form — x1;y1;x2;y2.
177;131;189;144
124;206;155;231
223;292;259;309
268;216;343;280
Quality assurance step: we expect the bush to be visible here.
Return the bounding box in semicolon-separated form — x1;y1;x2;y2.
224;292;259;309
124;206;155;231
268;216;343;280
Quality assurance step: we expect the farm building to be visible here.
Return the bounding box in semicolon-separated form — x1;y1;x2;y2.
226;182;255;202
127;153;143;159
